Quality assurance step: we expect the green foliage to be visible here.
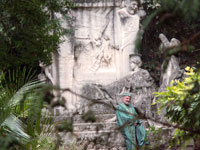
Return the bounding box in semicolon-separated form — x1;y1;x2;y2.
143;0;161;13
0;66;74;149
0;79;43;148
56;120;73;132
81;110;96;123
0;68;41;145
37;134;56;150
0;67;37;94
27;112;56;150
0;134;21;150
143;0;200;19
0;0;73;70
140;0;200;84
154;67;200;145
179;0;200;20
0;67;56;149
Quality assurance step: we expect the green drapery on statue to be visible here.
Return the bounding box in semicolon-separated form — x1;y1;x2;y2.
116;103;148;150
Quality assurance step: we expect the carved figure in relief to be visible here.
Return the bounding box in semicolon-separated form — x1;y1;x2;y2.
38;62;55;85
158;33;182;88
117;0;140;76
90;35;116;72
120;54;155;117
118;0;139;52
90;34;102;48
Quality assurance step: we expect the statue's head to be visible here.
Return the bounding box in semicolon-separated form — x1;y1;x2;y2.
129;54;142;70
126;0;138;15
93;34;102;47
170;38;181;47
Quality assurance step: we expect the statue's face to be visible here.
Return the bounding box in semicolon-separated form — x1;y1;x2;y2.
131;1;138;10
127;1;138;15
130;57;139;71
130;61;137;71
123;96;131;105
129;56;141;70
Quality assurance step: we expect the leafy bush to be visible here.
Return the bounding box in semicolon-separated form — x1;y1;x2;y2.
0;0;74;70
154;67;200;148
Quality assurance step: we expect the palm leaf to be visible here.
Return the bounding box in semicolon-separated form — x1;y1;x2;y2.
1;114;30;141
8;80;45;108
0;79;46;144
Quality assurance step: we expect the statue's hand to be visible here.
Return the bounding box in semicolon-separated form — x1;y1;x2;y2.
119;11;128;18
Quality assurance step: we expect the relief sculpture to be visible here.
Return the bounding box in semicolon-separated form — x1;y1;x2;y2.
118;0;139;52
75;33;118;74
90;35;117;72
117;0;140;76
74;9;119;74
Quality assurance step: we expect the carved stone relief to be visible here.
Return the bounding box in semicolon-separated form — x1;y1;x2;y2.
74;34;117;74
90;35;117;73
73;7;119;84
116;0;140;77
45;0;142;112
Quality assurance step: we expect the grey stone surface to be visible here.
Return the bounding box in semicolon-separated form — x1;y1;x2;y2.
73;114;116;123
73;122;116;132
74;130;126;150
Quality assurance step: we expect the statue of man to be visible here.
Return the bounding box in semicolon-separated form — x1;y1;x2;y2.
126;54;154;93
105;54;155;121
101;53;155;111
117;0;140;76
126;54;155;117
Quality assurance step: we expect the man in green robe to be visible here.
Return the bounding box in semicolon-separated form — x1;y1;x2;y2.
116;93;148;150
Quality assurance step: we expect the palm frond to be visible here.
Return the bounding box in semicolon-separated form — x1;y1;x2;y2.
0;79;46;144
1;114;30;141
8;80;45;108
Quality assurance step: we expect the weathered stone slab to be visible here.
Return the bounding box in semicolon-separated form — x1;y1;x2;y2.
77;98;116;114
73;114;116;123
73;120;149;132
73;130;126;149
73;122;116;132
72;0;122;7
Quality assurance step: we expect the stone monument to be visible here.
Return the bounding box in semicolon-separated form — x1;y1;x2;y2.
39;1;194;149
44;0;142;113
